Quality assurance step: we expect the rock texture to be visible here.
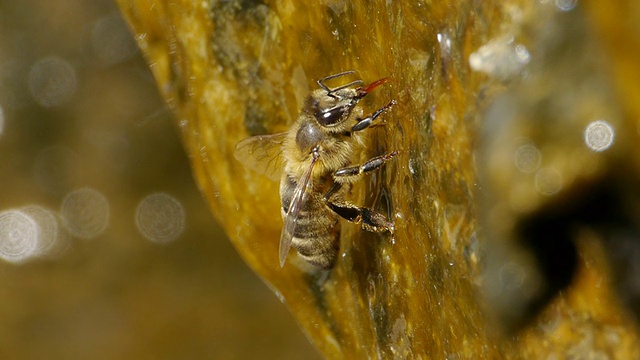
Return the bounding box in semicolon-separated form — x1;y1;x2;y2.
117;0;640;358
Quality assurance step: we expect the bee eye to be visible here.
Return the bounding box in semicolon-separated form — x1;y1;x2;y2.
315;106;347;126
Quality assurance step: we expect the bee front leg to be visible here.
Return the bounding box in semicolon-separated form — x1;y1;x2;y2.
351;100;396;132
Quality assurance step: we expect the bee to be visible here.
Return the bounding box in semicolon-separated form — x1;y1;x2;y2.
235;71;396;269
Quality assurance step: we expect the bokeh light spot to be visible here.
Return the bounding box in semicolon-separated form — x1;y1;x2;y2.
136;193;185;244
515;144;542;173
21;205;68;258
61;188;110;239
499;262;526;291
0;210;40;263
535;168;563;196
90;14;138;66
28;56;78;107
555;0;578;12
584;120;614;152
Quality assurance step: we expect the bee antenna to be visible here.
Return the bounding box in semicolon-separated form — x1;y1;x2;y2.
317;71;363;96
327;80;364;97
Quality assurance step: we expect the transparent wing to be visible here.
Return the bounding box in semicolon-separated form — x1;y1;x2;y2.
234;133;287;182
279;153;319;267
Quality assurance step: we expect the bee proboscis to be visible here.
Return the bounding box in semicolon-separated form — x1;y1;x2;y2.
235;70;396;269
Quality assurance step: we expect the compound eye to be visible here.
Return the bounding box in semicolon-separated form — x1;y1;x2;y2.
315;105;347;126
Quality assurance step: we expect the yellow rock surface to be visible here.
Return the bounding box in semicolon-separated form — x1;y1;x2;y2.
117;0;640;358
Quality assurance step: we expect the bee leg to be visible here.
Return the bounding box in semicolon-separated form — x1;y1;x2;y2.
334;151;398;183
351;100;396;132
326;199;394;233
324;184;394;233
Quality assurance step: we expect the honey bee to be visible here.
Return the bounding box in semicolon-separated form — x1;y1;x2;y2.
235;71;396;269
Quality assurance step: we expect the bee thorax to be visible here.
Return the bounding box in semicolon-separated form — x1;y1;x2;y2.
295;121;324;152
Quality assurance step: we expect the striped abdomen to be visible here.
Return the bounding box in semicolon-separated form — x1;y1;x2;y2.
280;175;341;269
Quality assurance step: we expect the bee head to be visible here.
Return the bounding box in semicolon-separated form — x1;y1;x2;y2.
311;74;391;129
309;88;359;128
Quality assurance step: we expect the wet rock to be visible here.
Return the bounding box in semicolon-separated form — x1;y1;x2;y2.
117;0;640;357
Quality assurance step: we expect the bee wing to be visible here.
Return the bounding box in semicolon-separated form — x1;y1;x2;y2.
279;153;319;267
234;133;287;182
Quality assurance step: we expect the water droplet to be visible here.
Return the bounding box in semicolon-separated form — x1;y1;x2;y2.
584;120;614;152
469;38;530;79
514;44;531;64
28;56;78;107
61;188;110;239
274;291;285;303
135;193;185;244
437;32;452;59
408;158;416;175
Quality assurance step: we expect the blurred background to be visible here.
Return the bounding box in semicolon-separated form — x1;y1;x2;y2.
0;0;320;358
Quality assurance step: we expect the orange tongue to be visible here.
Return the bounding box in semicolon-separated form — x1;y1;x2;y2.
361;77;392;93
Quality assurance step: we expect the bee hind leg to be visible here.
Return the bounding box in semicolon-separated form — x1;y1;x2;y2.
326;199;394;233
324;184;394;234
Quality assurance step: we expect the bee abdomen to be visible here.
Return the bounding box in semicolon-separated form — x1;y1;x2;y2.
293;233;339;269
290;205;340;269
